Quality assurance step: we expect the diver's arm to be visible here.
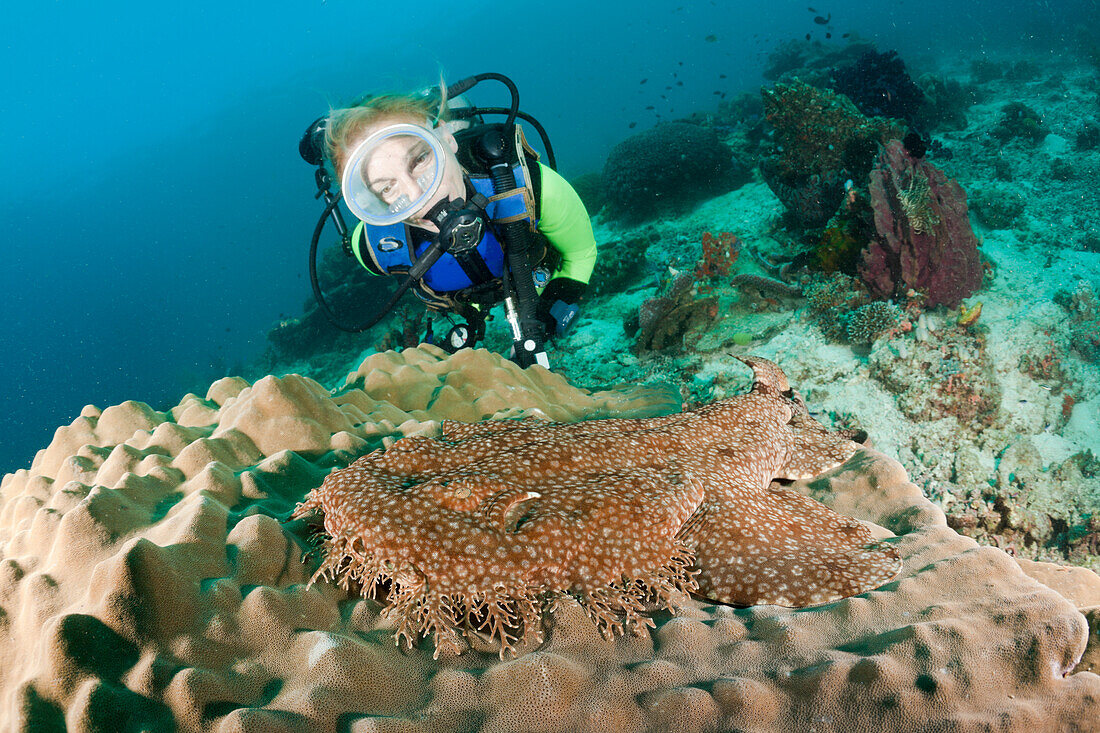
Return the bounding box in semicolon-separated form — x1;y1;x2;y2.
536;163;597;290
534;163;598;334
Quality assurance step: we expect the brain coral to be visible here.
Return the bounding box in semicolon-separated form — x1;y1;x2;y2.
1;345;1099;732
601;122;744;223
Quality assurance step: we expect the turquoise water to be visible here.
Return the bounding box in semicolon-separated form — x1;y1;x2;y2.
1;0;1096;472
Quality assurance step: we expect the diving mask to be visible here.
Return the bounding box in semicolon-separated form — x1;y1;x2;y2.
340;122;448;226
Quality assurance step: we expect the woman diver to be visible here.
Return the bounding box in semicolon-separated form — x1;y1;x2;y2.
306;73;597;369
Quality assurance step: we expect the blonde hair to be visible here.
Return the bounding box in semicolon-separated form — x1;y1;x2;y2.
325;81;450;177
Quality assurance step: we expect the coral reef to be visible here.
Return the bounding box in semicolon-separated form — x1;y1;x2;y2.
1;346;1098;730
601;123;746;223
829;49;927;125
694;231;742;288
589;228;660;296
869;320;1000;428
915;73;978;131
294;357;900;658
760;166;847;229
760;80;904;227
969;57;1004;83
991;101;1047;144
816;193;875;274
969;183;1027;229
1077;120;1100;151
844;301;905;344
1058;280;1100;363
859;140;984;307
627;273;717;354
761;38;874;85
803;273;875;342
936;439;1100;570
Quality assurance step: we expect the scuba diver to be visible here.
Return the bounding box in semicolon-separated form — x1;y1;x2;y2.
298;72;597;369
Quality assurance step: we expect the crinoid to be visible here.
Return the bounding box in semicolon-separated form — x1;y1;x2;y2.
897;170;941;234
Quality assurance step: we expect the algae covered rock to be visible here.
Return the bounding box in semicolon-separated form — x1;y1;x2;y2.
602;122;746;223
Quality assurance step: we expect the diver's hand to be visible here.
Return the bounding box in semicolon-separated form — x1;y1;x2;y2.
537;278;587;337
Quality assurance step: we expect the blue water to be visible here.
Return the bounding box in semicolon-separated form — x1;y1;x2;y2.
1;0;1094;473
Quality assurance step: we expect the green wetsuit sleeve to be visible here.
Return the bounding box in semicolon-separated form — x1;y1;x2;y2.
536;162;598;285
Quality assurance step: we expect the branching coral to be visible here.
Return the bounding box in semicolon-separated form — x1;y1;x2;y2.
844;301;905;344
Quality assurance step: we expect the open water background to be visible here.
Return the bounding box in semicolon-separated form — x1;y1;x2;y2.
1;0;1095;472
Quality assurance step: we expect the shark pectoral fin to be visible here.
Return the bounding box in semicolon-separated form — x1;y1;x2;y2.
691;489;902;607
775;411;861;480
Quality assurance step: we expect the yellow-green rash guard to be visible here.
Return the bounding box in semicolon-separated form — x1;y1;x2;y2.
536;163;597;286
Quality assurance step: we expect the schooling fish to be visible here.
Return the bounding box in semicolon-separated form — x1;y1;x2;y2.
640;78;648;84
814;13;830;24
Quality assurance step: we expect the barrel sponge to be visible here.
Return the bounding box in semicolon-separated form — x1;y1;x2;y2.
601;122;744;223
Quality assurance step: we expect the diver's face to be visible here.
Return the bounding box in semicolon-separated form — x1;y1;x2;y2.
360;118;464;232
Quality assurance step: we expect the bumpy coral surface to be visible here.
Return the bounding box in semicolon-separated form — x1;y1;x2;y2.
1;346;1098;732
294;357;900;658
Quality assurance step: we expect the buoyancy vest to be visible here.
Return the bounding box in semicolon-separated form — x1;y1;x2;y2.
350;162;538;295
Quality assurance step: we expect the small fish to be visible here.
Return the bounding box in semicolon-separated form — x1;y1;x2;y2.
813;13;830;24
629;122;637;129
805;32;811;40
678;61;684;65
660;94;667;99
825;32;831;38
676;81;683;86
842;32;850;38
720;92;727;98
666;85;673;90
640;78;648;84
713;90;722;95
808;6;817;11
719;73;727;78
646;105;655;110
705;34;718;42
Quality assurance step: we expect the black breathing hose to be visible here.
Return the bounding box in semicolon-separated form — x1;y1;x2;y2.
309;197;425;333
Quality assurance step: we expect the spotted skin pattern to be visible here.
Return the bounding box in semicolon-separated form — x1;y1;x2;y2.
293;356;901;657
